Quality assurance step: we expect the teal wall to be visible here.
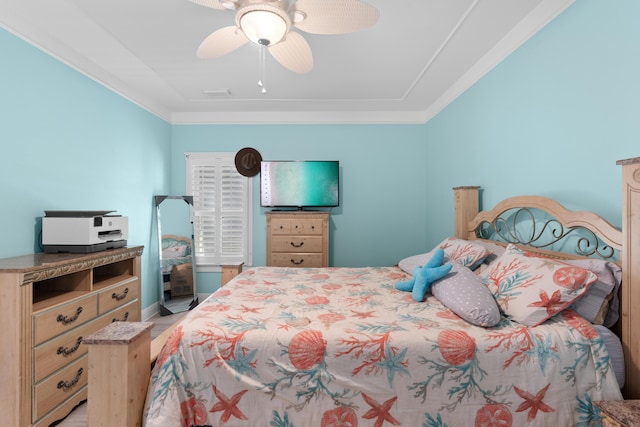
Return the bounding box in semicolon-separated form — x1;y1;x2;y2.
420;0;639;246
0;30;171;310
171;124;429;273
1;0;638;312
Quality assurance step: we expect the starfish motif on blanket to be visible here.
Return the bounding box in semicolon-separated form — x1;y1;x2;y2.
527;290;565;315
351;309;377;319
514;383;555;421
210;385;248;424
361;393;401;427
375;344;409;386
240;304;262;313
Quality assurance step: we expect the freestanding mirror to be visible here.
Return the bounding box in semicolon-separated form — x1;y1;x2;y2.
155;195;198;316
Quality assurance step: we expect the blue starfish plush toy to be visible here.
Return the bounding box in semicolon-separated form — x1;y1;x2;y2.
395;248;453;302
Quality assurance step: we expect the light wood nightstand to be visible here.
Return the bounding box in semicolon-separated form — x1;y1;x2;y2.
221;262;244;286
596;400;640;427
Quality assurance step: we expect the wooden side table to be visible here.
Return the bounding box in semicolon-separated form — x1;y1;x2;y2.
84;321;154;427
221;262;244;286
596;400;640;427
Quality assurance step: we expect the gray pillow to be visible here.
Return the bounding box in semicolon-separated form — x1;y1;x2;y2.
431;262;501;327
567;259;621;327
398;250;435;275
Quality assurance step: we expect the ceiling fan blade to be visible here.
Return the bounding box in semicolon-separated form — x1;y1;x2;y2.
293;0;379;35
197;26;249;59
268;31;313;74
188;0;229;10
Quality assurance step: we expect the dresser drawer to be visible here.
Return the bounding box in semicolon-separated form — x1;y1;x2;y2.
34;300;139;383
34;321;94;383
32;387;87;427
105;299;141;323
270;218;292;234
91;300;140;339
33;294;98;346
98;276;139;314
270;218;325;235
270;253;324;267
270;236;323;253
34;355;88;419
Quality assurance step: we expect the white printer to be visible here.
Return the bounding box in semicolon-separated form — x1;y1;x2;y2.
42;210;128;253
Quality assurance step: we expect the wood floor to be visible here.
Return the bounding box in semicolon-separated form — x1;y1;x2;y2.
51;310;189;427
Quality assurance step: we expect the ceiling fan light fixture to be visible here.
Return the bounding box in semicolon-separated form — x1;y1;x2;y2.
292;10;306;24
237;4;291;46
220;0;236;10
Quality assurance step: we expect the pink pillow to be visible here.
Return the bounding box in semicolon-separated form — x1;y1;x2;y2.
479;244;597;326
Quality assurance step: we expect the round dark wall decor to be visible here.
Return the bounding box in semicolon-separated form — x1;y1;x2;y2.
234;147;262;177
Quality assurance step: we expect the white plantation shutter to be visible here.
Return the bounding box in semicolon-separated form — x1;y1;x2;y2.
186;152;252;267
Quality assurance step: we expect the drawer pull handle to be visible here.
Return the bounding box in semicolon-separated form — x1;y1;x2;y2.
56;307;83;325
112;312;130;322
57;368;83;391
290;242;304;248
57;337;83;356
112;287;129;301
290;258;304;265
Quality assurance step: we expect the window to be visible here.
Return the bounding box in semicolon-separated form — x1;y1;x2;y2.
185;152;252;269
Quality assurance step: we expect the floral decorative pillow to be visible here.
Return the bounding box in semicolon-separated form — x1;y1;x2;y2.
469;239;506;267
438;237;491;269
497;250;621;326
431;262;501;327
478;244;597;326
398;237;491;274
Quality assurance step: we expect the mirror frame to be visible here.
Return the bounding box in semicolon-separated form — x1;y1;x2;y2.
155;195;199;316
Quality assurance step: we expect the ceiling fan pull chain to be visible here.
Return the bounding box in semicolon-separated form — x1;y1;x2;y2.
258;40;268;94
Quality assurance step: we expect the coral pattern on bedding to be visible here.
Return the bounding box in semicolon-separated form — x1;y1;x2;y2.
144;266;622;427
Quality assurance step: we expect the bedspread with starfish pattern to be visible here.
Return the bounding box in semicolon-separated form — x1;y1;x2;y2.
143;266;622;427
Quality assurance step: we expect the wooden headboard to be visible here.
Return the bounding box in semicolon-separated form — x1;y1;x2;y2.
453;157;640;399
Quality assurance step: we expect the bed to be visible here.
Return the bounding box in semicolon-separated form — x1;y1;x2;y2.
142;157;640;427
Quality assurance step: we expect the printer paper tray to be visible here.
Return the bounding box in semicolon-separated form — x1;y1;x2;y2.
43;240;127;253
44;210;116;218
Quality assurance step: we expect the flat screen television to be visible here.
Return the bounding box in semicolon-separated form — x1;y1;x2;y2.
260;160;339;208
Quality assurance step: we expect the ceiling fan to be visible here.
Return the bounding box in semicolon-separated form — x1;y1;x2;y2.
189;0;379;76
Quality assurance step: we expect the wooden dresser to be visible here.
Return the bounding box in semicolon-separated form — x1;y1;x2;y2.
0;246;143;427
266;211;329;267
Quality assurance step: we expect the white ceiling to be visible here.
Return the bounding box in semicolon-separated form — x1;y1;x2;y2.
1;0;574;124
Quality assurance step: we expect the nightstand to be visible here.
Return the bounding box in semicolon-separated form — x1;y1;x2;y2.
596;400;640;426
221;262;244;286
